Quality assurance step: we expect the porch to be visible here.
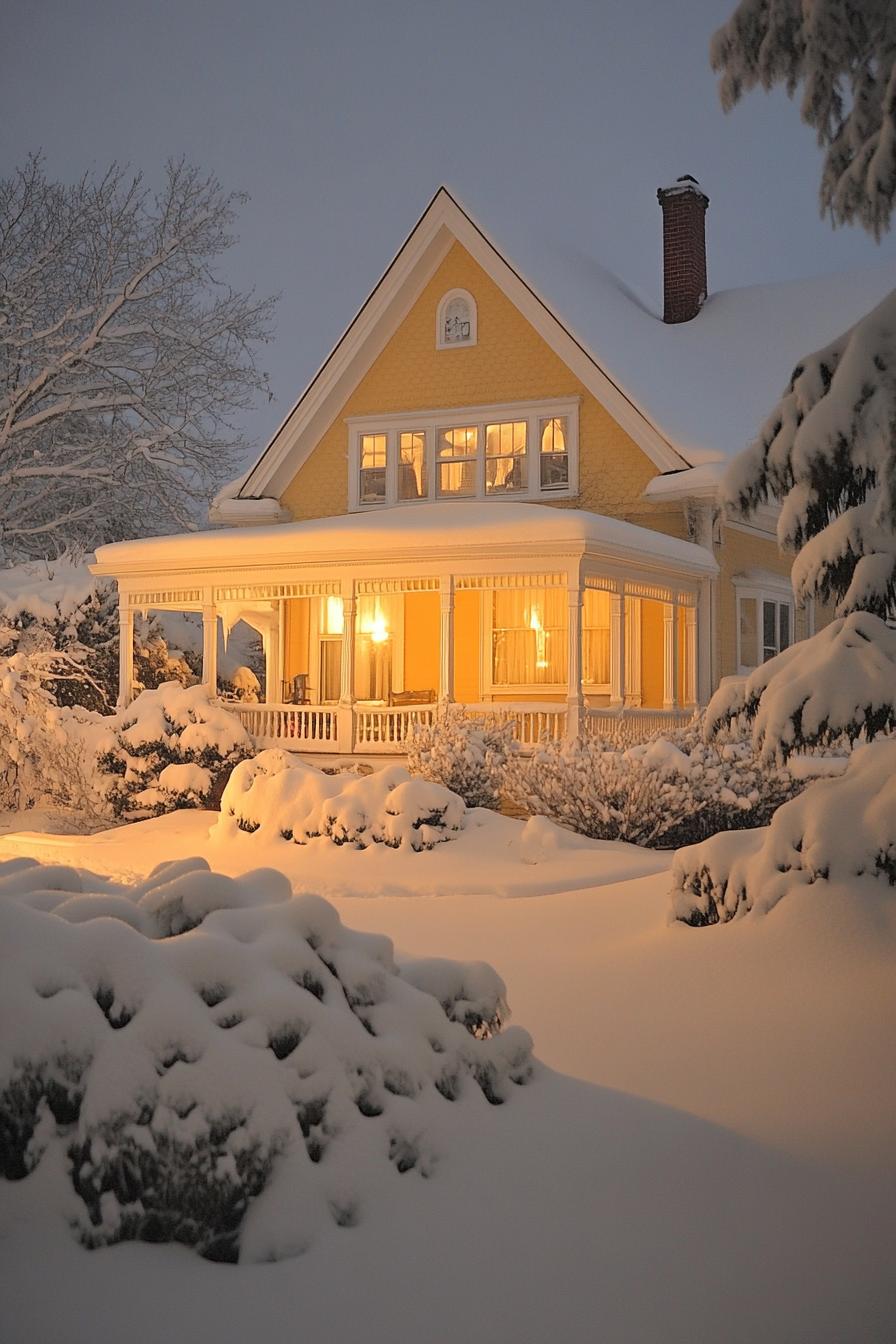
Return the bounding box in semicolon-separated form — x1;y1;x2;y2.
94;502;718;755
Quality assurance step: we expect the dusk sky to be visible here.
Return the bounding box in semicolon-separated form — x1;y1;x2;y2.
6;0;896;463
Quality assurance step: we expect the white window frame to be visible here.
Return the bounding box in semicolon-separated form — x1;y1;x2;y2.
436;288;477;349
346;398;579;511
734;576;795;674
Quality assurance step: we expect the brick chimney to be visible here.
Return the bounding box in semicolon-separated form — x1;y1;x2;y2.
657;175;709;323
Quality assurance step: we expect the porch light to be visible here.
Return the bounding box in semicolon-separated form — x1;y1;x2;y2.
369;612;389;644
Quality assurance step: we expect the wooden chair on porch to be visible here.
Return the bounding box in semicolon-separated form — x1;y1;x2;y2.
388;688;436;706
281;673;310;705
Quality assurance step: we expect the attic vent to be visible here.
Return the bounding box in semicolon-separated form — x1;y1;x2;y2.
437;289;477;348
657;175;709;324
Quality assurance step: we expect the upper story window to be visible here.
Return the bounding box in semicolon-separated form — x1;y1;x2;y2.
347;398;579;511
437;289;477;348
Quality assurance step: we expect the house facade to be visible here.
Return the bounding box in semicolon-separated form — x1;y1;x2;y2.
93;182;881;756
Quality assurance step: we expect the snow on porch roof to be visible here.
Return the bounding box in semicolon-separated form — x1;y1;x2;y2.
92;502;718;577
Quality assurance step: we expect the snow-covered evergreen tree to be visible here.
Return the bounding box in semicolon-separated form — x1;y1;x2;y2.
711;0;896;237
709;289;896;756
0;155;276;561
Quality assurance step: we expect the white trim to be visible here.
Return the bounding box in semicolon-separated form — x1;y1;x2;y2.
238;188;688;503
347;398;579;511
436;288;477;349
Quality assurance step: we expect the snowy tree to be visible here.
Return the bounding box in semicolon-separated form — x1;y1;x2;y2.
0;155;276;561
711;0;896;237
709;288;896;756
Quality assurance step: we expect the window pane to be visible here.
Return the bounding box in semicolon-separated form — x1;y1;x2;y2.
583;588;610;684
321;595;344;636
739;597;758;667
486;455;527;493
398;431;427;500
443;297;471;344
539;416;569;490
491;589;567;685
359;467;386;504
485;421;526;456
360;433;386;468
779;604;791;651
438;426;477;458
438;460;476;497
763;600;777;661
319;640;341;702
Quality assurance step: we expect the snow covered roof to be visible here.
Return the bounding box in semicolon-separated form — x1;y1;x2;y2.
93;501;717;577
236;188;896;506
462;191;896;466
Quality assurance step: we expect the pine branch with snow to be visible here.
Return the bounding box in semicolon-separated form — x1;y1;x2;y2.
712;0;896;237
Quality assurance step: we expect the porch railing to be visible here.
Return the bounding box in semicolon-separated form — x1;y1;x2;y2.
231;703;338;747
228;700;695;754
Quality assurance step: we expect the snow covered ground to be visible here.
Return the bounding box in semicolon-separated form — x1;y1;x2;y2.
1;808;894;1343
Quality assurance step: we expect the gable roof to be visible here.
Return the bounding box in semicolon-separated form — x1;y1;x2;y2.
232;187;896;506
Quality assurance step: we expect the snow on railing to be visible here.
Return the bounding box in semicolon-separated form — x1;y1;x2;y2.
584;706;695;747
465;702;567;746
231;703;337;748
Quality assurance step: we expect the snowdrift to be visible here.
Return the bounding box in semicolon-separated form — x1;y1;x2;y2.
215;751;466;851
671;738;896;924
0;856;532;1262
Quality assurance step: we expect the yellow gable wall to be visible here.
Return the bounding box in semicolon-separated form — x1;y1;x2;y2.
279;241;687;539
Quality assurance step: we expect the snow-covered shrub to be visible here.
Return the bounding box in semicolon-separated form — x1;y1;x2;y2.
219;664;261;703
506;720;801;848
216;751;465;851
406;706;516;809
672;738;896;925
95;683;252;818
0;857;533;1262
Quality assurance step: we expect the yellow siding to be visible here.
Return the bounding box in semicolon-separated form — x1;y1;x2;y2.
640;600;665;709
279;241;686;540
453;590;481;703
403;592;439;694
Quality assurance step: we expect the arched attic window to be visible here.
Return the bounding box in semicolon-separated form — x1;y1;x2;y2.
437;289;477;349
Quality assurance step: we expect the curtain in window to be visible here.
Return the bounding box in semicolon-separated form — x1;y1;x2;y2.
492;588;566;685
355;595;398;700
583;588;610;685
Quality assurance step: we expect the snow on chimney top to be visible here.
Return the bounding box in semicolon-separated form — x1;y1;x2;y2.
657;175;709;324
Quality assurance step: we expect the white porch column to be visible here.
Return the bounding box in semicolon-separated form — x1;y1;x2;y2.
566;576;584;739
697;578;713;706
117;595;134;708
684;604;697;706
201;597;218;696
264;611;280;705
663;600;679;709
438;575;455;705
609;583;626;708
337;582;356;752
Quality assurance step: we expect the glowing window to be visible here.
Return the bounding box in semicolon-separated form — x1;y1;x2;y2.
437;426;478;497
485;420;527;493
540;416;569;490
398;431;427;501
359;433;387;504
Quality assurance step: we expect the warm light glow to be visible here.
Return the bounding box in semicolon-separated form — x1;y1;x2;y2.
369;613;389;644
529;606;549;669
325;595;344;635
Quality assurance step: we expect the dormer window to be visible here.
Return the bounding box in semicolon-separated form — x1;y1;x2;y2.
348;398;578;510
437;289;477;348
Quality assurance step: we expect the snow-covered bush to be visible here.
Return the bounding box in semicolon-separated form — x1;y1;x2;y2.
406;706;516;809
95;683;252;818
219;664;261;703
506;720;801;848
0;857;532;1262
672;738;896;925
216;751;465;851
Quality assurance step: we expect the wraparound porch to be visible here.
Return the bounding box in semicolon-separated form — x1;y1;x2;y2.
94;503;718;755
